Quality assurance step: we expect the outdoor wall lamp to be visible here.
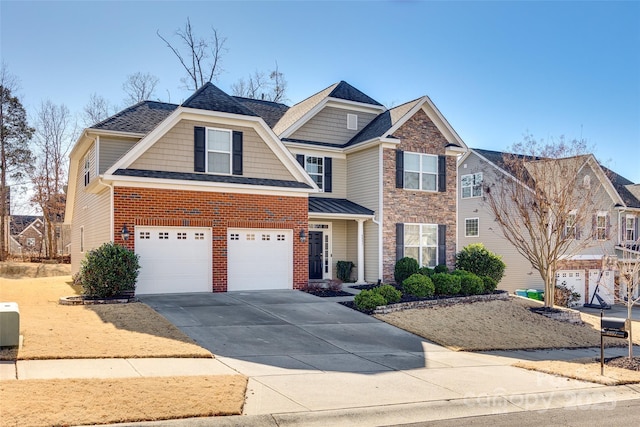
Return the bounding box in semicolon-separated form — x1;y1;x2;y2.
299;229;307;243
121;224;130;241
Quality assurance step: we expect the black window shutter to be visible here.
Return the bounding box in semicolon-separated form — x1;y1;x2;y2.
194;127;205;172
296;154;305;167
438;224;446;266
396;223;404;261
324;157;332;193
396;150;404;188
438;155;446;192
232;131;243;175
621;215;626;241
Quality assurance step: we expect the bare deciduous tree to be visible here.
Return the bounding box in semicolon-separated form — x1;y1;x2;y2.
29;100;74;258
157;17;227;91
232;62;288;102
483;136;603;307
610;243;640;358
123;72;159;105
0;64;34;260
82;93;116;127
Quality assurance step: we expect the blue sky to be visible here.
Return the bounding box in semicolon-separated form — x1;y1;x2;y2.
1;0;639;185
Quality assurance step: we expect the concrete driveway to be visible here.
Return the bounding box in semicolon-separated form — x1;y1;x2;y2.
140;290;609;417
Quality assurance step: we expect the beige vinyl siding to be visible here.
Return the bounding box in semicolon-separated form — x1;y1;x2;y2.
98;137;138;174
291;153;346;199
291;107;378;145
345;220;379;283
130;119;294;181
70;143;112;274
347;146;379;210
330;220;347;279
458;153;544;293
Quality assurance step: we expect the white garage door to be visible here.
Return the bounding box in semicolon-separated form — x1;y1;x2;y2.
589;269;615;305
227;228;293;291
556;270;585;307
135;226;212;294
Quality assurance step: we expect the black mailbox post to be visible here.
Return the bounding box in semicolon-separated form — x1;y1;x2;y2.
600;312;628;375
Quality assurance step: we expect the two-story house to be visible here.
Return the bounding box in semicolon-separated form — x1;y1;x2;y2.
458;148;640;303
65;81;467;294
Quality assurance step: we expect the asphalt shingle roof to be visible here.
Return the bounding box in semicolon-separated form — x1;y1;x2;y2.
308;197;374;216
9;215;42;235
90;101;178;134
233;96;289;128
181;82;258;117
114;169;312;189
328;81;383;106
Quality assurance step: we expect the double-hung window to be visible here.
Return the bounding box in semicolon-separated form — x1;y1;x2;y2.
83;155;90;186
404;152;438;191
565;211;577;239
305;156;324;191
626;216;636;242
206;128;232;174
596;213;608;240
461;173;483;198
404;224;438;268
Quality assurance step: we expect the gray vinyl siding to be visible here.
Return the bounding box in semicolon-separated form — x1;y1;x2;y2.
130;119;295;181
347;146;379;210
291;107;378;145
98;137;138;174
458;153;543;293
70;143;112;274
290;152;346;198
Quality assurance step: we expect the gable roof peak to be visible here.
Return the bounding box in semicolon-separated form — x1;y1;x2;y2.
181;82;258;117
328;81;383;107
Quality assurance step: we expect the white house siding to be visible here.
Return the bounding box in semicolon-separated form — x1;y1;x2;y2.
130;119;295;181
98;137;138;174
291;107;378;145
70;143;112;274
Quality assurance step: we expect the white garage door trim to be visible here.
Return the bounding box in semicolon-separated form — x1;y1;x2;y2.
227;228;293;291
135;226;212;295
556;270;585;307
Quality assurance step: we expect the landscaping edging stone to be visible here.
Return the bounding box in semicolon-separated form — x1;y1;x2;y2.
373;291;509;314
536;307;583;324
59;296;137;305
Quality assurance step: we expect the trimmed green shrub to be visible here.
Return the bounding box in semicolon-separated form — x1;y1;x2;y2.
434;264;449;274
458;272;485;296
373;284;402;304
336;261;355;282
394;257;419;285
431;273;461;296
402;274;435;298
354;289;387;311
417;266;434;277
481;276;498;293
455;243;505;284
79;242;141;298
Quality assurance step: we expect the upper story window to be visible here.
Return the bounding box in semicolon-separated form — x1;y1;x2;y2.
347;113;358;130
404;152;438;192
83;155;90;186
26;237;35;247
461;173;483;198
626;216;636;242
565;211;577;239
296;154;332;193
206;128;232;174
596;212;608;240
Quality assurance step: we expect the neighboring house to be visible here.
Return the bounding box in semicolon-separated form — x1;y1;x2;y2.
9;216;45;256
458;148;640;303
64;81;467;294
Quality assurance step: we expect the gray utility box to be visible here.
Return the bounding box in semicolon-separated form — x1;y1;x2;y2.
0;302;20;347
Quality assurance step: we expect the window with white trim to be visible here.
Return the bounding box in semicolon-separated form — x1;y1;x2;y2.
465;218;479;237
26;237;35;247
83;155;90;186
626;216;636;241
404;224;438;267
304;156;324;191
404;152;437;191
206;128;232;174
565;211;577;239
596;213;607;240
461;173;483;198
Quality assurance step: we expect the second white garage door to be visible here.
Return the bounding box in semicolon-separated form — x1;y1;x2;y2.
135;226;212;295
227;228;293;291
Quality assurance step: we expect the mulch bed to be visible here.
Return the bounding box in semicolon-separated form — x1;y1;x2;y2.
304;289;353;297
605;356;640;371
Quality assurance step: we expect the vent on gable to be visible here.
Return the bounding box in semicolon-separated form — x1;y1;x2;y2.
347;113;358;130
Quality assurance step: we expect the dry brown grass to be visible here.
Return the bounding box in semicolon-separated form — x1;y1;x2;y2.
0;276;211;360
0;375;247;427
515;358;640;385
0;261;71;279
375;297;640;351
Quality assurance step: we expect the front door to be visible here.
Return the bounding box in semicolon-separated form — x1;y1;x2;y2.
308;231;323;279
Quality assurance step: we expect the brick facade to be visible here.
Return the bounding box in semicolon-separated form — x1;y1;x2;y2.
113;186;308;292
382;110;458;282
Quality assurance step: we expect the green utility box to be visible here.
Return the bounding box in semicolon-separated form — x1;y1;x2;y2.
527;289;544;301
0;302;20;347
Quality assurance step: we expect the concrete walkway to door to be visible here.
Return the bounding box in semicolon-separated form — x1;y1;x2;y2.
139;290;640;425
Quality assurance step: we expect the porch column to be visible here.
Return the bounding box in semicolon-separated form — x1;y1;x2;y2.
356;219;366;284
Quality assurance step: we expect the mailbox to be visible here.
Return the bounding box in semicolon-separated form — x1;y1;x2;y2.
601;316;628;339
